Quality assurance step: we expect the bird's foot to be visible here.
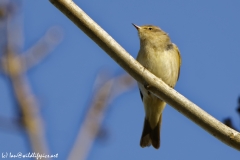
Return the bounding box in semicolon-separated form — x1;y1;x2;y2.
144;84;150;89
144;84;151;95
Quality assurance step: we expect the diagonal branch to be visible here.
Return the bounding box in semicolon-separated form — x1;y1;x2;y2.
21;26;63;70
68;73;135;160
49;0;240;150
69;76;114;160
0;1;57;157
4;49;50;156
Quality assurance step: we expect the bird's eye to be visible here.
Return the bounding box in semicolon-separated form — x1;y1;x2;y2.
148;27;152;30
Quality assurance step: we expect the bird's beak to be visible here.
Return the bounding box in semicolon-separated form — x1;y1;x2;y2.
132;23;140;30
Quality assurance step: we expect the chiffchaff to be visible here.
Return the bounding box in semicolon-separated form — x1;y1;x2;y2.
133;24;181;149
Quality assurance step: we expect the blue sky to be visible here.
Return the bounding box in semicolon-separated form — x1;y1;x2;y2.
0;0;240;159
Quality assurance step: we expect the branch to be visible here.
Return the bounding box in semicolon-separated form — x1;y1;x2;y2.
49;0;240;150
69;75;114;160
4;49;50;157
68;73;135;160
21;26;63;70
0;1;51;157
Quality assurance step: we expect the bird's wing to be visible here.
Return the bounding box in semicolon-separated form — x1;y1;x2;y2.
173;43;181;81
139;89;143;101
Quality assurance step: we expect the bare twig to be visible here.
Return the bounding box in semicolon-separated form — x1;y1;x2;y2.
21;26;63;70
0;1;61;157
68;73;135;160
50;0;240;150
4;46;50;156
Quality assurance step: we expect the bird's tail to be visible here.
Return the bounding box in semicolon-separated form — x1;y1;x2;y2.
140;115;162;149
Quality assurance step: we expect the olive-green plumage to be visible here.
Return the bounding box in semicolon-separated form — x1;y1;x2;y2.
133;24;181;149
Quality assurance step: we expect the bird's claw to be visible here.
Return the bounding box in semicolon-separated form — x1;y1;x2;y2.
144;84;151;95
144;84;150;89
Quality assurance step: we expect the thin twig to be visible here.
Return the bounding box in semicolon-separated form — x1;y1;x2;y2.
4;47;50;157
21;26;63;70
50;0;240;150
68;73;135;160
3;1;50;155
0;1;62;157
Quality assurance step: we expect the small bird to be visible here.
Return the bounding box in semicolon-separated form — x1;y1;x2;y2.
133;24;181;149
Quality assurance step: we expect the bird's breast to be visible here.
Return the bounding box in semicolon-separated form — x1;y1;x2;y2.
137;48;179;88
